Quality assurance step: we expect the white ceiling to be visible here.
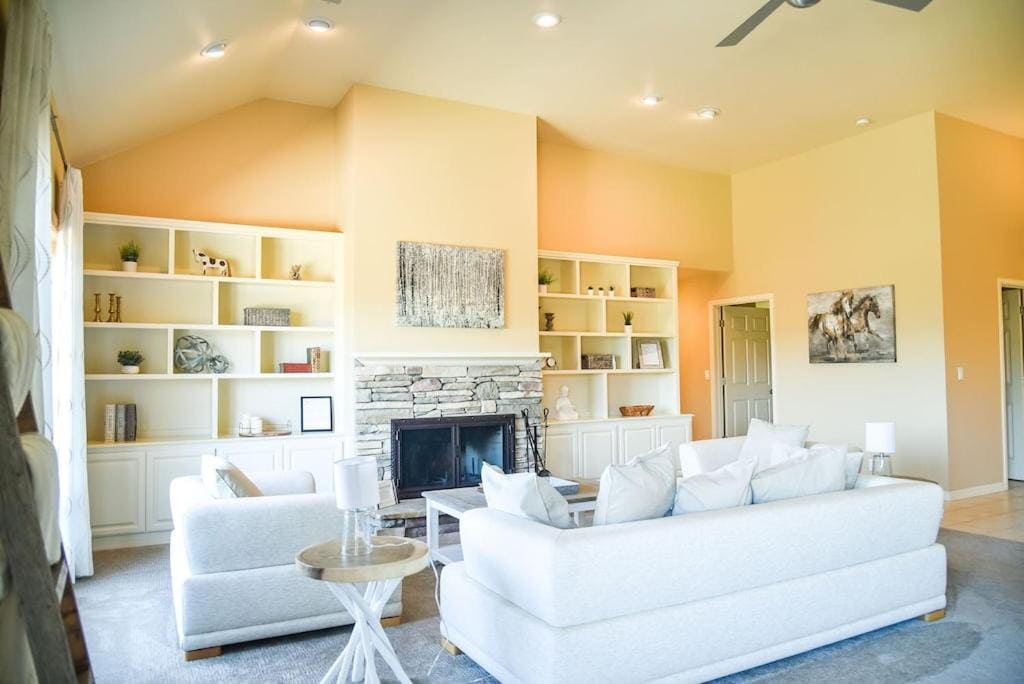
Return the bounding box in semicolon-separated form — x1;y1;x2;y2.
47;0;1024;173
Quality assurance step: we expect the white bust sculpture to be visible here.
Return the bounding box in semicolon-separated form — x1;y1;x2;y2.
554;385;579;422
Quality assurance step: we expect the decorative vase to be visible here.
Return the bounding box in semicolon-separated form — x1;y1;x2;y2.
544;312;555;332
122;260;138;272
624;324;633;335
120;365;140;374
539;284;548;295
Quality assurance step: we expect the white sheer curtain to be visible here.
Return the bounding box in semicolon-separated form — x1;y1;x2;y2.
53;168;92;578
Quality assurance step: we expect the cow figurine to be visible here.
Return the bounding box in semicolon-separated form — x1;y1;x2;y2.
193;249;231;277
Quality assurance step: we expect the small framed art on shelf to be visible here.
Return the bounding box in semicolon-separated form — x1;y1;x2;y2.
300;396;334;433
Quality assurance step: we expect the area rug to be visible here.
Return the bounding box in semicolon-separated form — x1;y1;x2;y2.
76;529;1023;682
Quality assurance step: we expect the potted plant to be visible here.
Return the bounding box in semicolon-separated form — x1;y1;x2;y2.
117;350;144;374
587;285;595;296
119;240;140;272
538;270;556;294
623;311;635;335
609;285;616;297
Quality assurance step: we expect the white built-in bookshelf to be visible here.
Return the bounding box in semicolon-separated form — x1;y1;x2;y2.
537;250;681;422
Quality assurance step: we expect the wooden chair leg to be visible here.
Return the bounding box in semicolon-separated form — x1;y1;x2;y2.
922;609;945;623
380;616;402;628
442;639;462;656
184;646;222;661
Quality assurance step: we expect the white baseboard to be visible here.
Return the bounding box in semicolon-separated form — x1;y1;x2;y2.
944;481;1008;501
92;531;170;551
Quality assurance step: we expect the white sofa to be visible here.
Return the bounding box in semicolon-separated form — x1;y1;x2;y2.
169;470;402;657
441;474;945;683
679;435;865;477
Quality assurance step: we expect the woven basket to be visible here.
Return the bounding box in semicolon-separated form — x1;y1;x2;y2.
243;307;290;326
619;404;654;417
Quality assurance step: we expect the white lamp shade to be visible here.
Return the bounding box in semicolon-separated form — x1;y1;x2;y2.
865;422;896;454
334;456;380;509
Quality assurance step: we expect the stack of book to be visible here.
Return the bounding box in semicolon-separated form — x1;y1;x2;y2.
278;347;325;374
104;403;138;443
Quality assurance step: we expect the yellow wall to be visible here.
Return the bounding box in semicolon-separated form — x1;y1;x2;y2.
83;99;338;231
936;114;1024;490
713;113;950;484
339;85;539;353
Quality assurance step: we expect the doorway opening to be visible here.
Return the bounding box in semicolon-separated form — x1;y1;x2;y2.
710;296;775;438
1001;284;1024;483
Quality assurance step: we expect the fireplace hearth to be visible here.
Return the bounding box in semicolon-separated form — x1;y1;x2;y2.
391;414;515;499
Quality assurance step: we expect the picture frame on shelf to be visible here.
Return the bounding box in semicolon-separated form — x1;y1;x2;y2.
300;396;334;433
634;338;665;369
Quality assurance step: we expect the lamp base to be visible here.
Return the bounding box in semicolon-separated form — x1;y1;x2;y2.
870;453;893;477
340;508;372;556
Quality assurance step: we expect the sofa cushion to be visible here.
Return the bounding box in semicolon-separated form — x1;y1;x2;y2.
201;455;262;499
751;444;846;504
594;444;675;525
481;465;574;529
739;418;811;472
672;459;755;515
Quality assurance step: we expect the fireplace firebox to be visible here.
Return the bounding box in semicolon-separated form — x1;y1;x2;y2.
391;414;515;500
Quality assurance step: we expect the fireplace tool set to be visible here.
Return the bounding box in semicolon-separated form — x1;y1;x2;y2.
521;408;550;477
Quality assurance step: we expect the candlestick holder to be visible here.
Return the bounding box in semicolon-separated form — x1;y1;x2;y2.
93;293;102;322
115;296;123;323
106;293;116;323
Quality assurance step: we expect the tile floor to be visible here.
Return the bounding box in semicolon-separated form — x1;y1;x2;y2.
941;480;1024;543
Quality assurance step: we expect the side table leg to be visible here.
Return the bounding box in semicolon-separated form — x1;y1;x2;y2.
426;502;440;562
338;580;411;684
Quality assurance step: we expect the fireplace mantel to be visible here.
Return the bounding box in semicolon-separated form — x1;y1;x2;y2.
354;351;550;366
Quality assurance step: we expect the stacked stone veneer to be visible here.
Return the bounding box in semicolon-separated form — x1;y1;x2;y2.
355;359;545;479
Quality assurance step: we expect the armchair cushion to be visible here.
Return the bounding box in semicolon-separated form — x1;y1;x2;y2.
201;454;263;498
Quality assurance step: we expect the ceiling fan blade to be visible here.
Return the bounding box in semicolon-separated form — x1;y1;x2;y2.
870;0;932;10
717;0;788;47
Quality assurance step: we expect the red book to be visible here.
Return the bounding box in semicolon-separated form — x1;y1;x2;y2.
280;362;313;373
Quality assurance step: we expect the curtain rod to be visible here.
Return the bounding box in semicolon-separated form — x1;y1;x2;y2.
49;110;69;172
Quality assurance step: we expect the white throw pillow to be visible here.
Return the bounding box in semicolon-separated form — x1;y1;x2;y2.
201;454;263;499
481;465;574;529
739;418;811;472
593;444;676;526
672;458;756;515
751;443;847;504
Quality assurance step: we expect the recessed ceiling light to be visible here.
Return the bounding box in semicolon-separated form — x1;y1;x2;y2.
532;12;561;28
640;95;663;106
856;116;872;127
306;17;333;33
696;106;721;120
200;41;227;58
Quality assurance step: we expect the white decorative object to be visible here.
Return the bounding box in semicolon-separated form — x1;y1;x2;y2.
121;260;137;272
593;444;675;525
334;456;380;555
289;264;302;280
480;464;574;529
250;417;264;435
866;421;896;475
239;414;252;435
120;365;139;374
538;283;548;295
554;385;579;422
624;324;633;335
192;248;231;276
587;286;594;296
673;458;755;515
395;241;504;329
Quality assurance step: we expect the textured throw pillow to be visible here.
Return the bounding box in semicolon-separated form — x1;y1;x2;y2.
481;465;575;529
201;454;263;499
739;418;811;472
593;444;676;526
751;443;847;504
672;458;756;515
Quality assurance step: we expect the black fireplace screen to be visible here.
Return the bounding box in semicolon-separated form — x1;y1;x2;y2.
391;414;515;499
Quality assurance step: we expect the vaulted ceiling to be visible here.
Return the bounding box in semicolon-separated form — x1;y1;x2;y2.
47;0;1024;173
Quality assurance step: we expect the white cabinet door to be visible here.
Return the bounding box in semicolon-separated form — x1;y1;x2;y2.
88;451;146;537
578;426;616;480
285;439;341;494
146;447;204;532
544;429;577;479
619;424;657;463
216;442;283;473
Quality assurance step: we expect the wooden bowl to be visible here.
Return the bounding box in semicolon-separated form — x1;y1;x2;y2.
619;405;654;417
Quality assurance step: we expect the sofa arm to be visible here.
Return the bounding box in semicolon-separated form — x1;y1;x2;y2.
678;436;746;476
178;492;343;575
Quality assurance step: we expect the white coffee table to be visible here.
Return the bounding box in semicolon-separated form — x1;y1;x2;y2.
421;480;598;565
296;537;429;684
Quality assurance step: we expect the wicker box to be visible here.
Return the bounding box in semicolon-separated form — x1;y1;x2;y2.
630;286;657;298
581;353;614;370
244;307;290;326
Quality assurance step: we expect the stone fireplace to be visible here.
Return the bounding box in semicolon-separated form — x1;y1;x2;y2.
354;355;546;499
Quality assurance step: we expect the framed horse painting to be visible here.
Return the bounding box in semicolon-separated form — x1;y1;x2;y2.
807;285;896;363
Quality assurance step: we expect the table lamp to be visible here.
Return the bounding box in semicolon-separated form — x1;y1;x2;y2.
334;456;380;556
865;422;896;476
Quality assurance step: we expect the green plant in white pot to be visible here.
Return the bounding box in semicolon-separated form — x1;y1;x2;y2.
119;240;140;272
117;350;144;374
622;311;635;335
538;270;555;295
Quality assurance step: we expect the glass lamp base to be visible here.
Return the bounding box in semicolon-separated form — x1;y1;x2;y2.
870;453;893;477
340;508;372;556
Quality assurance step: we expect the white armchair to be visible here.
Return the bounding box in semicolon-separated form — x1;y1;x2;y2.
169;470;402;659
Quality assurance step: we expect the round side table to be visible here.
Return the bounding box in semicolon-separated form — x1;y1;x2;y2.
296;537;429;684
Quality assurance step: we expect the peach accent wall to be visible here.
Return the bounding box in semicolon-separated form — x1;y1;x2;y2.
82;99;338;231
679;270;729;439
936;114;1024;490
716;113;950;484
